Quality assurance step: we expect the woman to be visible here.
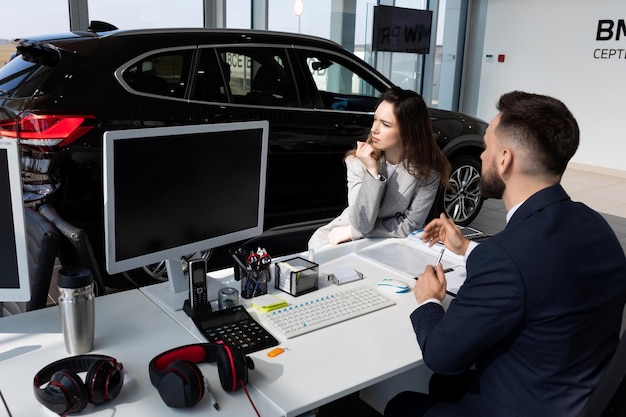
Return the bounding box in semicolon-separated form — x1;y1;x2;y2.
308;87;450;250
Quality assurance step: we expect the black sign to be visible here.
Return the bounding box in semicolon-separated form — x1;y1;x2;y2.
372;5;432;54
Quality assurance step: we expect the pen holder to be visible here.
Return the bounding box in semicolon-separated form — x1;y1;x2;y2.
239;269;269;299
275;257;319;296
232;248;271;299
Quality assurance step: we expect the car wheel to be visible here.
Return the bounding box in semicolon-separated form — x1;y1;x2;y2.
441;154;483;226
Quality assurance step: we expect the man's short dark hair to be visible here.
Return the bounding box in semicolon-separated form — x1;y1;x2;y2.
496;91;579;177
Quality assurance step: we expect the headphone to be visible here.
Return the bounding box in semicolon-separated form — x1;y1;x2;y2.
148;341;255;408
33;354;124;415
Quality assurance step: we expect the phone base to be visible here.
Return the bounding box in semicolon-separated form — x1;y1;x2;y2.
183;298;213;318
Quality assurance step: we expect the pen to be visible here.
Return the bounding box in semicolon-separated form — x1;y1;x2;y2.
435;247;445;266
413;275;457;298
0;389;12;417
204;378;220;410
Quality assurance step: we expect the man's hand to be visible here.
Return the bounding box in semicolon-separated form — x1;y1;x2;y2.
414;262;447;304
420;213;469;256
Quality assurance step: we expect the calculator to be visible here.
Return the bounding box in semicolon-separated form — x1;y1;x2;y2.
189;305;279;354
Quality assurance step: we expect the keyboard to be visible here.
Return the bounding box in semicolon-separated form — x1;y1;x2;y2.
259;286;395;339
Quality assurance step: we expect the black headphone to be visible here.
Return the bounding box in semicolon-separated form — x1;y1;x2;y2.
33;354;124;415
148;341;255;408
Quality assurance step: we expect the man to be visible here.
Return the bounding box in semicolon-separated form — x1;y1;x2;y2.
385;91;626;417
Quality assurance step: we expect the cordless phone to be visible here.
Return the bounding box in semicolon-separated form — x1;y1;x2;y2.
188;259;208;308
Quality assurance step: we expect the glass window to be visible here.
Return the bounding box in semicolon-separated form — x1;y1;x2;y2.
88;0;203;29
191;49;229;103
123;50;194;98
268;0;331;38
0;57;52;99
296;49;384;112
217;47;297;107
1;0;70;64
226;0;251;28
0;0;69;39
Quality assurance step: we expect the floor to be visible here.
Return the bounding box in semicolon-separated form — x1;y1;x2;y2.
316;167;626;417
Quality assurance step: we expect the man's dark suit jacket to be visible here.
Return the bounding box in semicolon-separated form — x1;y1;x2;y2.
411;185;626;417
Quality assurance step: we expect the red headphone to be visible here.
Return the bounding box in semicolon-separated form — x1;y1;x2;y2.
148;341;254;408
33;354;124;415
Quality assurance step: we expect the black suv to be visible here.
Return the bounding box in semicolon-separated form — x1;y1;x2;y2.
0;23;487;283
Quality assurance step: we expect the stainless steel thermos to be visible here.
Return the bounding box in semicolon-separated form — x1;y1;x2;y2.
58;267;95;354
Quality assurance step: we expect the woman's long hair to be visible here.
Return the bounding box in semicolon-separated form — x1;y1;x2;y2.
347;86;450;187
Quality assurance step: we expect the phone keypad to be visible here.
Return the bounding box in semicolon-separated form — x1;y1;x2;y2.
192;287;207;306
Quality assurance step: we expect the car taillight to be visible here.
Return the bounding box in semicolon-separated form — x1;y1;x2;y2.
0;113;97;147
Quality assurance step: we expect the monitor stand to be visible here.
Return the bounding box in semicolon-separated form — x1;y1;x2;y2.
142;258;225;312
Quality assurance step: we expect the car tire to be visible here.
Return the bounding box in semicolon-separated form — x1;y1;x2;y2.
437;154;484;226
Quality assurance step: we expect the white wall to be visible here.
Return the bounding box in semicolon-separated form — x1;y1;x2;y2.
476;0;626;175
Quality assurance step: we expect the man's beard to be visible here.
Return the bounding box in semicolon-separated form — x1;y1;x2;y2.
480;161;505;199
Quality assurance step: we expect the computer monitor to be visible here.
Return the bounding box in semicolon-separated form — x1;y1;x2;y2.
103;121;269;309
0;138;31;302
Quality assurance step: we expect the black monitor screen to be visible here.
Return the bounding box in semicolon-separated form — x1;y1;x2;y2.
0;149;19;288
104;121;269;275
0;141;31;301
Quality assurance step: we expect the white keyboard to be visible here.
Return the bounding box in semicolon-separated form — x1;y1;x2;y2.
259;286;395;338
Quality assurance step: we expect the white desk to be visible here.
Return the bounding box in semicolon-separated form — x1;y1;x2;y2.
142;238;466;416
0;289;283;416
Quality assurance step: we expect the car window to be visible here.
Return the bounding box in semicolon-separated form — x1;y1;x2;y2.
191;48;230;103
216;47;297;107
122;50;193;98
0;55;54;99
296;50;384;112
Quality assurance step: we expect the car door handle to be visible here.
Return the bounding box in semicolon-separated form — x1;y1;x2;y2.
202;113;232;123
336;122;363;131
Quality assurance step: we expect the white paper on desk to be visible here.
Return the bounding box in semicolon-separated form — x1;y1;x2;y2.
357;242;456;278
357;242;467;294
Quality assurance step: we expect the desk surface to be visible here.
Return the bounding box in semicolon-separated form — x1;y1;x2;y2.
1;237;465;417
0;289;283;416
143;238;466;416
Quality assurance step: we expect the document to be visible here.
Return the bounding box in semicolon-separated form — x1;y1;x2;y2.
356;240;467;294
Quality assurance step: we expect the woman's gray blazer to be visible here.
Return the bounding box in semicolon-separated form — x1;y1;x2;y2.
308;155;440;250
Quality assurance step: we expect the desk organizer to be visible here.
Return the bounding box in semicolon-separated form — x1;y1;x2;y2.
275;257;319;296
232;248;271;299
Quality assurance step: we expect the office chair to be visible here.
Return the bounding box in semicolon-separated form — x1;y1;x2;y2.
0;207;60;317
577;332;626;417
39;204;107;296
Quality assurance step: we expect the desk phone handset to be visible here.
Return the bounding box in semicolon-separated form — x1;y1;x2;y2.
189;259;209;308
184;260;212;318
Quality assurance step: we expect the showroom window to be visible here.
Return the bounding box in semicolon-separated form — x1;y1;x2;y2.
88;0;203;29
0;0;69;64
